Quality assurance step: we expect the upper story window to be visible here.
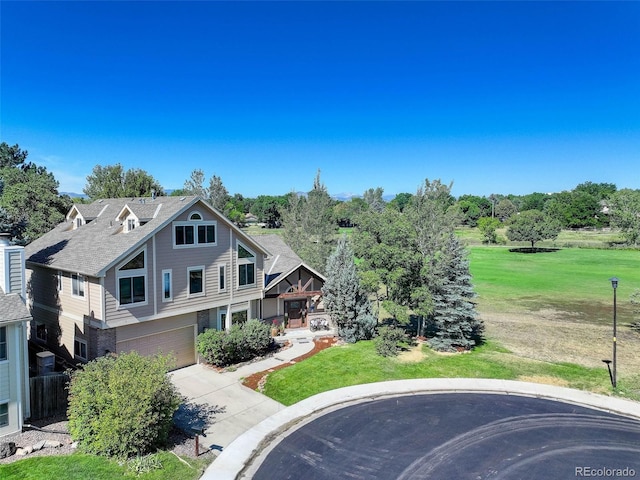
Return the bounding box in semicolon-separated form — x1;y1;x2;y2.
237;242;256;287
162;269;172;302
72;274;85;298
117;249;147;307
125;217;137;233
218;264;226;292
57;271;63;293
74;217;84;229
188;266;205;297
0;326;6;361
173;211;216;248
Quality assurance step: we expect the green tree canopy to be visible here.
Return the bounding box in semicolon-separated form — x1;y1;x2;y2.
84;164;164;199
0;143;70;242
506;209;561;248
281;170;337;273
608;189;640;246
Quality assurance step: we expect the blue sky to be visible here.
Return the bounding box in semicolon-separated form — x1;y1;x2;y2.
2;1;639;198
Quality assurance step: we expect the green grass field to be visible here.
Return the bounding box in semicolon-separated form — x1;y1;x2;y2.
468;246;640;323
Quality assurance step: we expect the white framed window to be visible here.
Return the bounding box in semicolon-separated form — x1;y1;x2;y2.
57;271;63;293
72;274;85;298
173;213;217;248
188;266;205;297
0;326;6;361
0;403;8;427
218;264;226;292
35;322;47;342
237;242;256;288
125;217;137;232
116;249;147;307
74;338;88;361
162;269;173;302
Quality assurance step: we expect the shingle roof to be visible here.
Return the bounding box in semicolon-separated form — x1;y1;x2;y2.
0;290;31;324
26;196;268;278
252;234;325;289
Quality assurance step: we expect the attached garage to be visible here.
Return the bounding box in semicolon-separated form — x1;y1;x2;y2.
116;315;197;369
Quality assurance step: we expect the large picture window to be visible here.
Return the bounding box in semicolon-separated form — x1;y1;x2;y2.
237;242;256;287
117;249;147;307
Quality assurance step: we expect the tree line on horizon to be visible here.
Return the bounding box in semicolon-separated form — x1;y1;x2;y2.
2;141;640;249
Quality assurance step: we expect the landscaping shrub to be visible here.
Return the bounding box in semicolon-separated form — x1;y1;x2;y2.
375;325;408;357
242;319;273;356
196;319;272;367
67;351;180;458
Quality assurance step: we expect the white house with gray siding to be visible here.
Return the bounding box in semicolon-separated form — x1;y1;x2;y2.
25;196;268;370
0;236;31;438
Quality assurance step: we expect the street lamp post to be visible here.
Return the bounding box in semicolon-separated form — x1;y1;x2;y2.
610;277;619;388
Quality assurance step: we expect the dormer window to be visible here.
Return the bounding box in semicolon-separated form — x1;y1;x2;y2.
74;217;84;229
124;217;137;233
173;212;217;248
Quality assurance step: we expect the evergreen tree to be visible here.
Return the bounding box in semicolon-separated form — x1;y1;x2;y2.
426;233;483;351
322;236;376;343
208;174;230;212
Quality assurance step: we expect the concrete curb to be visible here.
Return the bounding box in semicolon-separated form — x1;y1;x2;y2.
203;378;640;480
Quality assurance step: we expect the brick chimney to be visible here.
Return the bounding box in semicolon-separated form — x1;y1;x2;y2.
0;232;26;299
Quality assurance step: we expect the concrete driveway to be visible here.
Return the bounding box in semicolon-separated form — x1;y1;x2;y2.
171;364;285;451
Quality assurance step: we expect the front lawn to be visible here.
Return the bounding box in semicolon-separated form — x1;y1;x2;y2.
262;340;627;406
0;451;211;480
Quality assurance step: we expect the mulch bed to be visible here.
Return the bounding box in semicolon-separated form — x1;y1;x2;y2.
242;337;338;391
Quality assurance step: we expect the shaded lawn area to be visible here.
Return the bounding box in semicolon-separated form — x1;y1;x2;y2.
0;452;211;480
262;340;624;406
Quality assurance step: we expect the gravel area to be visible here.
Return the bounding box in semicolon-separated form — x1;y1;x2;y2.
0;415;215;465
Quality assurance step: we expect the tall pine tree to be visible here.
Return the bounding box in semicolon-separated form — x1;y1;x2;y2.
322;236;376;343
426;232;483;351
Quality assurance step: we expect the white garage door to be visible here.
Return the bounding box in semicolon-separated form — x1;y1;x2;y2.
116;325;196;369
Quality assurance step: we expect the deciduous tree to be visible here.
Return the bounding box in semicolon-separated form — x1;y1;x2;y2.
608;189;640;246
281;170;336;273
84;164;164;199
506;210;561;248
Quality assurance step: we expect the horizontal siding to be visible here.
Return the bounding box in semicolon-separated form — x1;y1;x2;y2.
104;239;155;325
27;267;58;309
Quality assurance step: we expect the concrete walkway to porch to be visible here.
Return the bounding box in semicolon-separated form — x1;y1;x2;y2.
171;328;334;454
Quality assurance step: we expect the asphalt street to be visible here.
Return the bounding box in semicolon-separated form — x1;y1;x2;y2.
253;393;640;480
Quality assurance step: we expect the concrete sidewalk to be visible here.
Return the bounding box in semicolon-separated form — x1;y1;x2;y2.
171;329;332;452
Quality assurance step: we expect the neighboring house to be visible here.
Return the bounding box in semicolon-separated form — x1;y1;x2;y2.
25;196;268;370
255;234;325;329
0;235;31;438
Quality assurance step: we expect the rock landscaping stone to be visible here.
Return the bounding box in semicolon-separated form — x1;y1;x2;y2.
0;442;17;459
32;440;46;451
44;440;63;448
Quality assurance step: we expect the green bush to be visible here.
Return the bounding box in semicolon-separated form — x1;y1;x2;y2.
196;329;230;366
67;351;180;458
242;319;273;356
196;319;272;367
374;325;407;357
